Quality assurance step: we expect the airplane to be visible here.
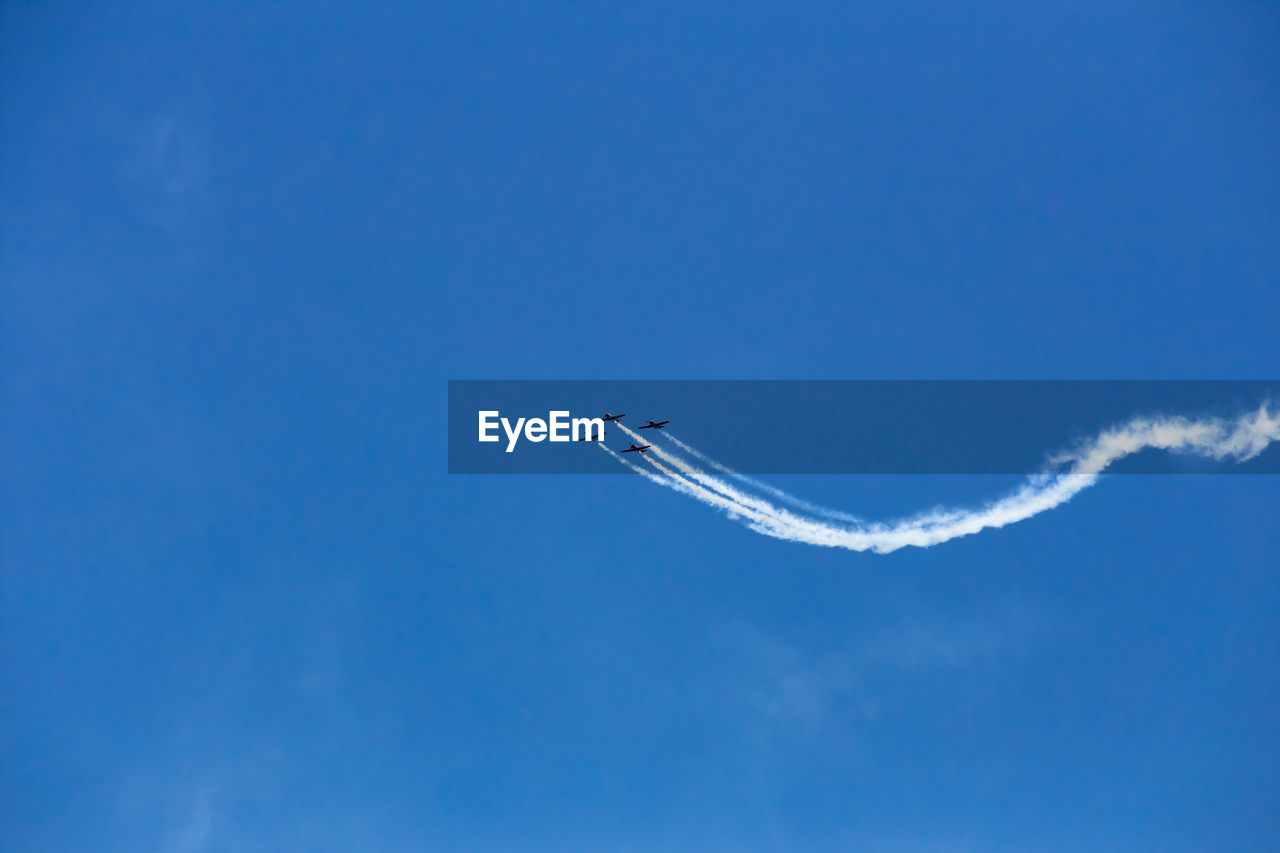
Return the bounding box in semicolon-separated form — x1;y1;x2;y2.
602;412;626;422
638;419;669;430
621;444;651;454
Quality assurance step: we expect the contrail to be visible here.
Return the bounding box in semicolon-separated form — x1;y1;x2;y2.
602;406;1279;553
662;432;864;523
613;423;824;532
598;443;668;486
640;454;801;537
600;440;805;537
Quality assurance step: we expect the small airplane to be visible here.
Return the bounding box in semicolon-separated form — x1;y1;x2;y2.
602;412;626;422
621;444;651;454
638;419;669;430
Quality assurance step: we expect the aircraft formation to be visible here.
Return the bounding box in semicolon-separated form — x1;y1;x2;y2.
597;412;667;454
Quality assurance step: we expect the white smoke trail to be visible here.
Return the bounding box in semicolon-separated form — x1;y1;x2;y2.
598;442;668;486
613;423;824;532
600;442;802;538
603;406;1280;554
639;454;802;539
662;432;864;523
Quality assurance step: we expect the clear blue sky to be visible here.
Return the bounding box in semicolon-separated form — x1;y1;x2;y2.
3;2;1278;851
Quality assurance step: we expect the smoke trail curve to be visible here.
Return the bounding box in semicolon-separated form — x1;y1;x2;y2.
601;406;1279;554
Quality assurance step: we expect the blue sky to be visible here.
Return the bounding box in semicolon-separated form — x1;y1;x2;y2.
3;2;1279;851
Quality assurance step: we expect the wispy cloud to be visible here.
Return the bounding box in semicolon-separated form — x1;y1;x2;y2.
172;786;214;853
118;111;212;240
131;114;209;198
715;599;1037;744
